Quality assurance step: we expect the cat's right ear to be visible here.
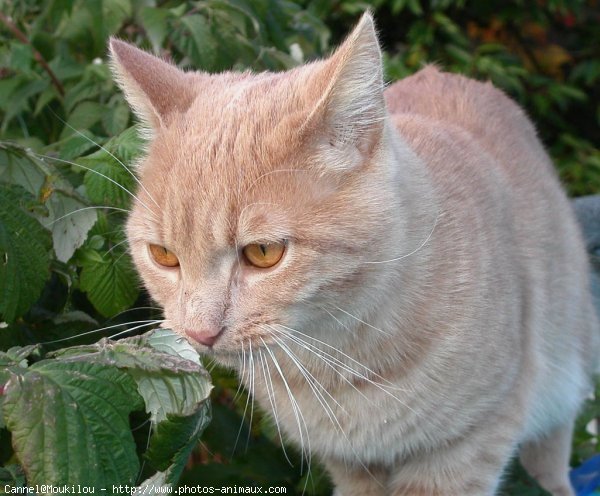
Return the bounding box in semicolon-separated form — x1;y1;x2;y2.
109;39;197;133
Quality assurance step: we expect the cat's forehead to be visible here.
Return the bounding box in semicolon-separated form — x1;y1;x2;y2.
134;78;322;246
159;71;310;170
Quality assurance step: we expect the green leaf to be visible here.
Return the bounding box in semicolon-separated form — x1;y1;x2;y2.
145;401;211;484
2;361;141;488
79;248;139;317
2;79;50;129
103;0;133;35
102;101;130;136
0;184;52;323
140;7;172;52
50;329;212;425
0;141;50;197
82;153;136;209
176;15;219;70
61;101;105;140
51;340;201;375
43;191;98;263
58;130;99;160
105;125;145;163
0;465;26;489
146;328;202;364
8;43;34;74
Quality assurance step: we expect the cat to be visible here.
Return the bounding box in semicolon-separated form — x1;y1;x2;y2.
109;12;599;496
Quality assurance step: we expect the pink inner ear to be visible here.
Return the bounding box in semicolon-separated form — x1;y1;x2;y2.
298;12;386;169
109;38;199;129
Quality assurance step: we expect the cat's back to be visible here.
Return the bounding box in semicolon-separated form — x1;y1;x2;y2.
385;66;599;413
385;65;575;251
384;65;552;181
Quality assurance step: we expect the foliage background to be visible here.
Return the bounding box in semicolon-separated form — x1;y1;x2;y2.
0;0;599;494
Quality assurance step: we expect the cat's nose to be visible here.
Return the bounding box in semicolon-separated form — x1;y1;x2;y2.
185;327;224;348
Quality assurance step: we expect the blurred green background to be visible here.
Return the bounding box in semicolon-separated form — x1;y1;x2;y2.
0;0;599;494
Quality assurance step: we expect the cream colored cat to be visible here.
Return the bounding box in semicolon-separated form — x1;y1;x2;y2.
110;13;599;496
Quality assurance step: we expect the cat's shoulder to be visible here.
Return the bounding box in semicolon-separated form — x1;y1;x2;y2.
385;65;538;156
384;64;509;114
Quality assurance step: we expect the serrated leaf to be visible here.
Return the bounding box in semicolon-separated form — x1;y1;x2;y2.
140;7;172;52
79;249;139;317
146;328;201;364
103;0;133;35
82;154;136;209
49;330;212;425
43;191;97;263
3;79;50;127
0;141;51;197
58;130;99;160
176;15;219;70
145;401;211;484
61;101;104;140
51;340;202;375
2;361;141;488
102;102;130;136
135;370;211;424
9;43;34;73
0;184;52;323
0;465;26;489
64;81;103;115
106;125;145;163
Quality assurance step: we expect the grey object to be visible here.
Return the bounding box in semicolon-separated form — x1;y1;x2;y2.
573;195;600;315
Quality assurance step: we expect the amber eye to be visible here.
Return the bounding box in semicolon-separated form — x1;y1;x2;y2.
148;244;180;268
243;242;285;268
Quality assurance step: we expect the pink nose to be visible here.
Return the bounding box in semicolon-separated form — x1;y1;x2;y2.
185;328;224;347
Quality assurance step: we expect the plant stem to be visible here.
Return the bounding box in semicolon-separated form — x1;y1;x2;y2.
0;12;65;96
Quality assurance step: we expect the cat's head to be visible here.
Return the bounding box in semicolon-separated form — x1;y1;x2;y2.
110;13;404;361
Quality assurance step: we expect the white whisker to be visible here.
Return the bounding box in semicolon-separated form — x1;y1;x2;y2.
34;153;159;219
45;205;129;227
48;112;161;210
41;319;163;345
332;305;392;337
261;337;312;475
233;340;255;456
365;212;439;264
108;320;165;339
269;332;347;419
258;349;294;466
273;323;400;389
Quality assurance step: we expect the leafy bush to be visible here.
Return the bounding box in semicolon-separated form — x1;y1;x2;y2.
0;0;598;494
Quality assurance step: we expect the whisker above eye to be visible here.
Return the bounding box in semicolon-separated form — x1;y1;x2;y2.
33;153;160;220
40;319;164;345
46;109;161;210
45;205;130;227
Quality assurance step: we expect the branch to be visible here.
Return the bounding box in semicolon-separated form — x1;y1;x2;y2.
0;12;65;96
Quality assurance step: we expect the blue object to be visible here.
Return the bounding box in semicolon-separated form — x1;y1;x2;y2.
571;454;600;496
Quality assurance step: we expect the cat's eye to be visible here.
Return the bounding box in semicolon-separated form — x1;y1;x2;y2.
243;242;285;268
148;244;180;268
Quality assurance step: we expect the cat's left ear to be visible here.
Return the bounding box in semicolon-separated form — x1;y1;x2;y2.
109;39;197;134
306;12;386;169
